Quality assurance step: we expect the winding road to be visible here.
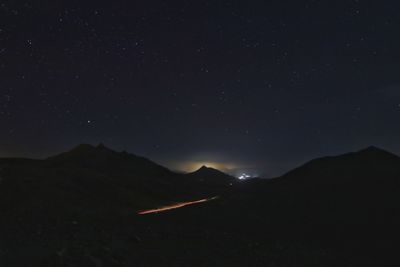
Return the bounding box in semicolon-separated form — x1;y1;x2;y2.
138;196;219;215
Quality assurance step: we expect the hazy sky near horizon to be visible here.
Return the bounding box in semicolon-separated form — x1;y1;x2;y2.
1;0;400;176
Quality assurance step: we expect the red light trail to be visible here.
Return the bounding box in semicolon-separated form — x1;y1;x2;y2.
138;196;218;215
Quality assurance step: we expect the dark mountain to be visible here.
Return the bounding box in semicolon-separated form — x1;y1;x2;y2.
46;143;172;177
279;145;400;186
0;144;235;217
225;146;400;196
163;146;400;266
186;165;236;186
0;144;242;265
2;145;400;266
218;147;400;224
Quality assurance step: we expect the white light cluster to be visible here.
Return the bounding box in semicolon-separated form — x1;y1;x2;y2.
238;173;251;180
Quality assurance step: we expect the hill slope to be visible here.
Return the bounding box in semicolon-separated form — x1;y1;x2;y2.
2;146;400;266
219;146;400;222
0;144;235;218
186;165;236;186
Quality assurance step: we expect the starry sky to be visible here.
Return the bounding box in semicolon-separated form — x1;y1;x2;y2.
1;0;400;177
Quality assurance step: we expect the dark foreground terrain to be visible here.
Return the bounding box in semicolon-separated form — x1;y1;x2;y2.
1;145;400;266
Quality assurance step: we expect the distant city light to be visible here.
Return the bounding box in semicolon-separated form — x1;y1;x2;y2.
238;173;251;180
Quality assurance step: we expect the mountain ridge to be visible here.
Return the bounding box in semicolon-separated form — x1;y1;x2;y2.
1;145;400;265
186;165;237;186
279;145;400;185
0;143;236;215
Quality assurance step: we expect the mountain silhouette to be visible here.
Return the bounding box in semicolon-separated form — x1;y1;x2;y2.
147;146;400;265
0;144;235;220
186;165;236;186
222;146;400;207
1;145;400;266
196;147;400;250
47;143;172;177
266;146;400;196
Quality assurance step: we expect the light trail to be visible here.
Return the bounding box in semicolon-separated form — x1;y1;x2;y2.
138;196;218;215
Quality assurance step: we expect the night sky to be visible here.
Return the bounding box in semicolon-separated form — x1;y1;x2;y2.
1;0;400;177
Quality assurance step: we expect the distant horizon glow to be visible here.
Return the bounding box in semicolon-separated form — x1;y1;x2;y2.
166;160;242;173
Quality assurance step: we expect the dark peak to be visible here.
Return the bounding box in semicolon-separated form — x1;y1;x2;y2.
199;165;210;171
356;146;398;157
72;144;96;152
192;165;228;175
97;143;106;149
48;143;118;160
46;143;172;173
95;143;116;153
46;144;95;161
189;165;236;183
194;165;220;173
359;146;384;153
71;143;114;153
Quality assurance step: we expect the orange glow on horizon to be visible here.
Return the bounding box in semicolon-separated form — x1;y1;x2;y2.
173;161;239;173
